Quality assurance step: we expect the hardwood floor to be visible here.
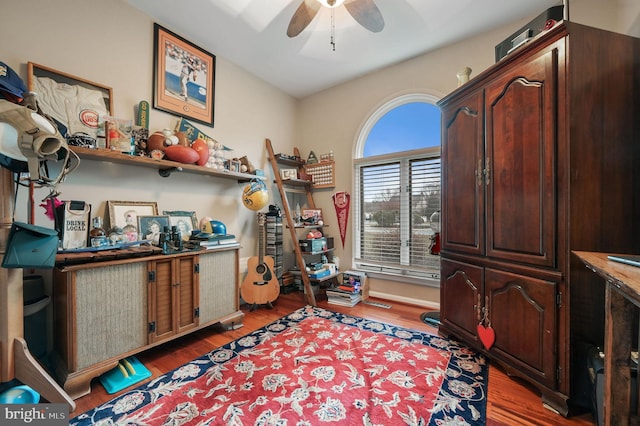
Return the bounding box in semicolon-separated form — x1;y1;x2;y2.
69;292;596;425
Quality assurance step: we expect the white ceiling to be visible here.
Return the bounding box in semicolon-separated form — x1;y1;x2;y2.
126;0;561;99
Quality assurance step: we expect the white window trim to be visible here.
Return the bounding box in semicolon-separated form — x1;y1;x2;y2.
352;92;441;286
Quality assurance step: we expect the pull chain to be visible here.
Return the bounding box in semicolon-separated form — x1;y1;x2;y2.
330;7;336;51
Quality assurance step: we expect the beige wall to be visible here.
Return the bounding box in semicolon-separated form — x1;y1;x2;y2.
2;0;639;307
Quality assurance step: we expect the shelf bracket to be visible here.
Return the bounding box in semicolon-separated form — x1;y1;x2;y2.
159;167;183;178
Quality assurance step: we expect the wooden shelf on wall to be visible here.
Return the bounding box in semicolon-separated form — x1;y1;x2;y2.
275;178;312;188
274;153;305;167
69;146;263;181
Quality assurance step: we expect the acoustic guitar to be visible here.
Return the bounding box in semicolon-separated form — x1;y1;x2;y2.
241;212;280;308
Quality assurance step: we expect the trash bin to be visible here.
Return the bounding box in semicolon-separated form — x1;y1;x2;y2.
23;275;50;360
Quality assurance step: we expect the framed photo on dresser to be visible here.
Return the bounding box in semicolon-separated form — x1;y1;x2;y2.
107;201;158;233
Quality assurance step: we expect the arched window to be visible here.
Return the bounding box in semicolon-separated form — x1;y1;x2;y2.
353;94;441;285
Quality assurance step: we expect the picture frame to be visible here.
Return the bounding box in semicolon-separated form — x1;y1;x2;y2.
153;23;216;126
138;215;171;245
301;208;323;224
163;210;198;241
107;201;159;236
27;62;113;139
280;168;298;180
229;159;241;173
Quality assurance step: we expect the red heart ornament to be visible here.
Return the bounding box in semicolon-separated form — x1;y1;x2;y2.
477;324;495;350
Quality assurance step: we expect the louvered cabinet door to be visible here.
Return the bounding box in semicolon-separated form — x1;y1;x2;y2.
175;255;198;334
148;255;198;343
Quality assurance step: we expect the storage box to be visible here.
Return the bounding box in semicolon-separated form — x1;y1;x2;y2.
299;237;326;252
308;268;330;279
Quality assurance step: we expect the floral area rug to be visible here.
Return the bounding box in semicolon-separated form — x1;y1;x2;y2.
71;306;487;425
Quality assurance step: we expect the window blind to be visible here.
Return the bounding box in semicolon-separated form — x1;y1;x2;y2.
355;152;440;280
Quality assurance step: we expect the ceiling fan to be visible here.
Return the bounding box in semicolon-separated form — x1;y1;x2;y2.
287;0;385;38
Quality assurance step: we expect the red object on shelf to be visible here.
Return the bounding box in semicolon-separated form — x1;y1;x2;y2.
430;232;440;255
164;145;199;164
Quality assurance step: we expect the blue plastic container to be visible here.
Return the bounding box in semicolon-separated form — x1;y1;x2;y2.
0;385;40;404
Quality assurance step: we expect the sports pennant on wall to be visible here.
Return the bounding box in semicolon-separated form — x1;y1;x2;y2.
332;191;350;248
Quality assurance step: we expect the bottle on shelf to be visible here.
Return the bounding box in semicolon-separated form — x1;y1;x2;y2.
90;216;108;247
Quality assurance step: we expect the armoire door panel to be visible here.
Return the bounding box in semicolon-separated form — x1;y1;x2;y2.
440;258;483;344
485;47;557;267
441;90;485;256
485;267;557;388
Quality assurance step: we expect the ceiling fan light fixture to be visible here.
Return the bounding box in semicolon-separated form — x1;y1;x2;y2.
316;0;345;8
288;0;384;39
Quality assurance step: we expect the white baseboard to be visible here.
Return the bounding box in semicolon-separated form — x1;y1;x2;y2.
367;290;440;310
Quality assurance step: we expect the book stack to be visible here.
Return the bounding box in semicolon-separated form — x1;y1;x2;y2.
326;288;361;307
189;233;239;249
326;282;362;307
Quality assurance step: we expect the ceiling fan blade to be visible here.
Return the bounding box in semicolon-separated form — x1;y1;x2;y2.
287;0;322;38
344;0;385;33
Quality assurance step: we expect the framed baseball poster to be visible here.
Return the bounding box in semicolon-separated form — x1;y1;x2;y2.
153;23;216;126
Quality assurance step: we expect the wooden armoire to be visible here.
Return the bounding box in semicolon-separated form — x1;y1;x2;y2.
438;22;640;415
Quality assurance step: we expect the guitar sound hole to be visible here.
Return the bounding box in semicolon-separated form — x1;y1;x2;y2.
256;264;266;274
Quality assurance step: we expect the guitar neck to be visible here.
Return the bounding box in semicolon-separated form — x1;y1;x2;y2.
258;213;265;264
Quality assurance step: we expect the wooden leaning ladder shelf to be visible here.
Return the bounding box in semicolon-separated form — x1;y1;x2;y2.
265;138;318;306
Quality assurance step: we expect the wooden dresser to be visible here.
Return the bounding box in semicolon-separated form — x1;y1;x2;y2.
438;22;640;415
51;247;243;399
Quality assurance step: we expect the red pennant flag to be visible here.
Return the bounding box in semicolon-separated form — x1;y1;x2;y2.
332;191;350;248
